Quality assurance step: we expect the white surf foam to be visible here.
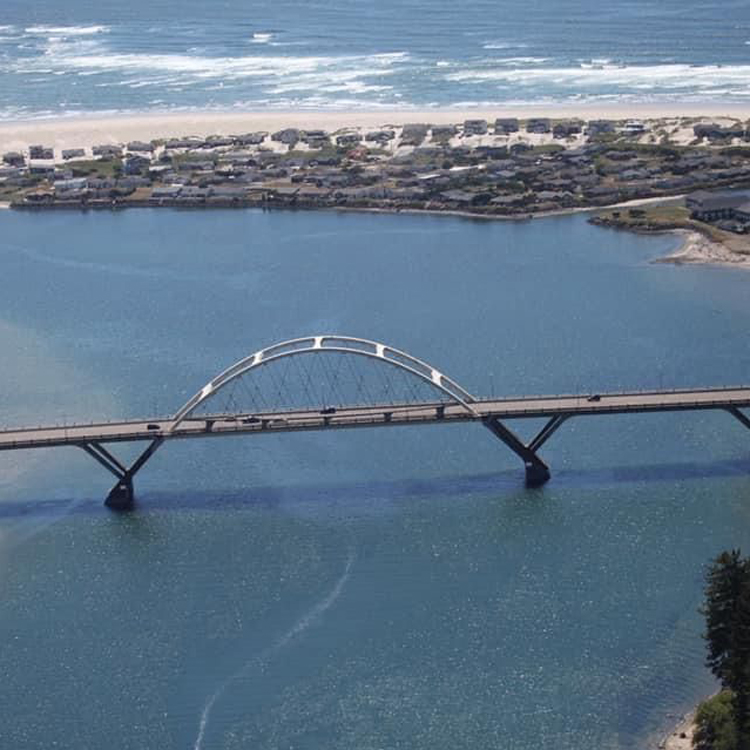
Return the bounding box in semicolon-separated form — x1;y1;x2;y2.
25;24;109;36
193;546;356;750
18;39;410;86
445;62;750;92
251;32;273;44
483;42;529;50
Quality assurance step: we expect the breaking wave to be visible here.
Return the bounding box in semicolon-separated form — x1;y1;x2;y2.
25;24;109;36
445;62;750;95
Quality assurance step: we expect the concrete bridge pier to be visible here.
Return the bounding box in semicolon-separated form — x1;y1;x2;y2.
106;478;135;511
483;416;554;487
80;437;164;510
525;462;551;488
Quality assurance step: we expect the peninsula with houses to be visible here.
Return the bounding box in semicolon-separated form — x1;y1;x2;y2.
2;113;750;264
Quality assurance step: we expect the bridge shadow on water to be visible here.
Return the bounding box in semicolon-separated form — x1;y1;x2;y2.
1;455;749;521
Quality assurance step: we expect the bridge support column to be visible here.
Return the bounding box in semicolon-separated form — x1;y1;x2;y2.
80;438;164;510
727;407;750;432
106;477;134;511
483;417;551;487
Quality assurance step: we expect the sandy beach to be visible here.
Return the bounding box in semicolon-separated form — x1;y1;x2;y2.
656;230;750;269
2;104;750;154
659;709;697;750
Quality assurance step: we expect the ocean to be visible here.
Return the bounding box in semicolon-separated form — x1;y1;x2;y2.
0;208;749;748
1;0;750;120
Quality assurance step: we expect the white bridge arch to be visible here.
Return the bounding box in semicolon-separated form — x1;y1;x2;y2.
169;335;479;431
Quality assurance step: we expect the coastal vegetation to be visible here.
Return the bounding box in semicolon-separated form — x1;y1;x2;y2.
694;550;750;749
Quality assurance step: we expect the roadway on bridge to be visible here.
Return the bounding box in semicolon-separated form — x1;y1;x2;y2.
1;386;749;451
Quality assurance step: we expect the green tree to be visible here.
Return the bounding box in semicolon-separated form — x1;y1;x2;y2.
703;550;746;686
694;692;738;750
701;550;750;749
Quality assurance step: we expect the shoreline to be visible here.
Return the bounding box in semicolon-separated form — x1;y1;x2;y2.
655;229;750;269
7;196;749;270
2;103;750;153
659;707;698;750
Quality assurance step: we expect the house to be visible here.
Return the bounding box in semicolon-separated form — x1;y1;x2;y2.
693;123;746;141
301;130;328;143
475;146;508;160
621;120;646;136
54;177;88;192
439;189;492;206
87;178;117;190
3;152;25;166
526;118;551;134
29;164;54;176
335;133;361;146
553;121;583;138
205;135;234;147
150;186;182;201
116;176;149;189
92;144;123;158
494;118;519;134
686;191;747;220
127;141;154;153
61;148;86;160
365;129;396;143
29;145;53;160
430;126;456;141
463;119;488;136
179;186;213;200
271;129;300;146
123;154;151;175
165;138;202;149
234;132;267;146
586;120;615;136
734;202;750;222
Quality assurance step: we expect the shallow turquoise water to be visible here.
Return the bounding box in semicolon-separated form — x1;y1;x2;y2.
0;208;749;748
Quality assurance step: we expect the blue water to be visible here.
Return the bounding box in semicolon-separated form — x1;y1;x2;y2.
0;207;749;748
1;0;750;119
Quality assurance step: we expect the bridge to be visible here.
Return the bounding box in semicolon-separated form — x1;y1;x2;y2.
1;335;749;510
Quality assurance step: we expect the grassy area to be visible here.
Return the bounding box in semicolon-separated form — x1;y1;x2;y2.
595;204;726;241
70;158;122;179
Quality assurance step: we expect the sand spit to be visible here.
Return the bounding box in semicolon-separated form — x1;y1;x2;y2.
657;230;750;269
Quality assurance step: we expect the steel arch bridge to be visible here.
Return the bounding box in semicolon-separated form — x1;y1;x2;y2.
1;334;749;510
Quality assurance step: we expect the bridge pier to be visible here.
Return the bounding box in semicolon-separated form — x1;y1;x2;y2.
106;477;135;511
483;416;553;487
525;463;551;487
80;437;164;511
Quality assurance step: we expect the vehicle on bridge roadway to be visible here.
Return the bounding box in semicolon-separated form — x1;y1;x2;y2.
320;407;337;415
587;394;601;402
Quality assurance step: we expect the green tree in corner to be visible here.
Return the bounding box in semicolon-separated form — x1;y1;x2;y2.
697;550;750;749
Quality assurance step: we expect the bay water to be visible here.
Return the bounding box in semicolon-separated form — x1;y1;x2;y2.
0;207;749;748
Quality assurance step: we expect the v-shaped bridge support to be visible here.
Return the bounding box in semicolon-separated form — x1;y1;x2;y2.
80;438;164;510
483;415;570;486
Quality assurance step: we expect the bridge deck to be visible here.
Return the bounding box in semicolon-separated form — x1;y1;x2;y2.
1;387;749;451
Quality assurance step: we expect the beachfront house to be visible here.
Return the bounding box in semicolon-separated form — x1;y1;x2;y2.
494;118;519;134
686;191;747;221
526;119;551;134
3;152;25;166
463;120;488;136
